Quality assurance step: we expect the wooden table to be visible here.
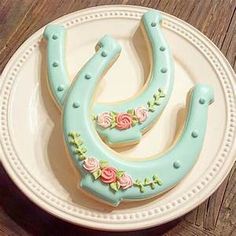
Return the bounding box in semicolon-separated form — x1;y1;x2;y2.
0;0;235;235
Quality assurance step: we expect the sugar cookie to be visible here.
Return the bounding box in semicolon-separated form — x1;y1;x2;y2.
61;34;214;206
43;10;174;146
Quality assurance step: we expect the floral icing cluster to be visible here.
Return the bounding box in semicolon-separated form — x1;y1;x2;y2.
68;132;132;192
96;107;148;130
68;132;162;193
83;158;133;191
95;89;165;130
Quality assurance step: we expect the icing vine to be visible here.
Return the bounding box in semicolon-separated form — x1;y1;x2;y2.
147;88;165;112
83;158;133;192
133;175;162;193
68;132;162;193
95;89;165;130
68;132;87;160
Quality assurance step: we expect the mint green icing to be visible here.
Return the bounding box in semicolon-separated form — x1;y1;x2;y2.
43;25;69;106
61;32;214;205
95;89;165;130
68;131;162;193
43;10;174;145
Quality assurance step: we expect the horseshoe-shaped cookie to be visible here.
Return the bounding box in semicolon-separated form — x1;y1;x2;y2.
61;35;214;206
43;10;174;146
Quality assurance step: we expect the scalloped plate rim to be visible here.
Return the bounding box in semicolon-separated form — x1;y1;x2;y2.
0;5;235;231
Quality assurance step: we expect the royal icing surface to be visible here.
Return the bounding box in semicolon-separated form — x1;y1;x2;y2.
94;89;165;130
44;10;174;146
68;131;161;193
61;32;214;205
43;25;69;106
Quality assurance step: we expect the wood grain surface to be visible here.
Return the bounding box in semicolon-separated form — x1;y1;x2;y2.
0;0;235;235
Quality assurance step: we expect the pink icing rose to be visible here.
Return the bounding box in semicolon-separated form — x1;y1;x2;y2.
83;157;99;173
116;113;133;130
97;112;112;128
135;106;149;123
101;167;117;183
118;173;133;190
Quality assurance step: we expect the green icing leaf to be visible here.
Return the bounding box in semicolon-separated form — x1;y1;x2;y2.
116;170;125;178
133;179;145;193
148;108;155;112
68;132;79;138
116;181;120;190
110;111;117;117
132;119;138;126
109;112;117;128
73;149;80;154
133;115;138;121
92;169;102;179
110;182;120;192
144;178;150;185
153;175;158;181
127;109;134;115
91;114;97;121
81;147;87;153
154;101;161;106
153;93;159;100
159;89;165;97
150;101;155;106
79;155;86;160
69;141;76;146
134;179;141;185
150;182;155;189
110;121;117;129
153;175;162;185
99;160;109;169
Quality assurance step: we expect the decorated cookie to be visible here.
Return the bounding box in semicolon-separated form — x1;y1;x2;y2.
43;10;174;146
57;34;214;205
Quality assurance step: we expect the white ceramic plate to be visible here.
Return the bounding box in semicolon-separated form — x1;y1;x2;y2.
0;5;235;231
